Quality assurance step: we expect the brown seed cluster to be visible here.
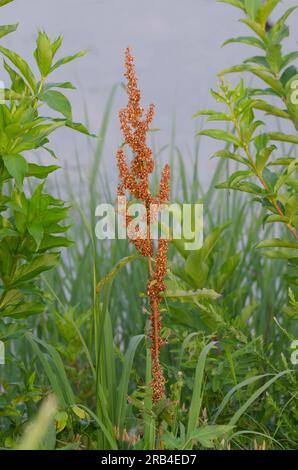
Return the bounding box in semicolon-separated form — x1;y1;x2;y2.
117;47;170;402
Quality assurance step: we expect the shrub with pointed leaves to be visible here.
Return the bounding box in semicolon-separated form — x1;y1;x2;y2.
195;0;298;285
0;0;92;330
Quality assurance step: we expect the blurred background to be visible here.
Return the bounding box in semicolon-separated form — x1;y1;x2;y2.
1;0;297;188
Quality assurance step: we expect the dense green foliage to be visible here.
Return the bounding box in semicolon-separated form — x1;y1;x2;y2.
0;0;297;451
0;0;90;341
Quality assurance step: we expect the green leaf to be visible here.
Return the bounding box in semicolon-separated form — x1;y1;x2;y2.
0;0;14;6
27;163;60;179
268;132;298;144
27;222;44;249
256;0;279;28
0;228;18;242
213;149;251;167
116;335;144;433
96;254;141;293
222;36;265;50
0;45;37;92
2;154;28;189
14;121;66;152
186;425;234;449
12;253;60;285
185;222;230;288
51;35;63;57
281;51;298;70
55;411;68;434
41;90;72;119
240;17;267;40
0;301;44;319
260;248;298;260
50;50;87;72
65;120;95;136
0;23;18;39
244;0;262;21
271;6;298;41
229;370;290;426
43;81;76;91
252;100;290;119
196;129;241;146
221;64;284;96
34;31;53;77
186;342;216;447
71;405;89;420
256;239;298;250
38;235;72;251
215;170;253;190
256;144;276;172
218;0;245;10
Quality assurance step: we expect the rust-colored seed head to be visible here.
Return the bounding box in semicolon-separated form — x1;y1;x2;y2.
117;47;170;403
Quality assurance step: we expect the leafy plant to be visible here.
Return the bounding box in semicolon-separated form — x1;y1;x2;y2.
195;0;298;279
0;0;91;335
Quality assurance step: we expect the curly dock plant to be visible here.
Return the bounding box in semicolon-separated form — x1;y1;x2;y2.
195;0;298;283
116;48;170;402
0;0;90;334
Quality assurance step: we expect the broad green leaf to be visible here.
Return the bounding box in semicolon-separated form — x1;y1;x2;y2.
43;81;76;91
215;252;241;291
0;228;18;242
185;425;234;449
0;23;18;39
267;43;283;73
28;222;44;248
244;0;262;21
215;170;253;190
268;132;298;144
256;144;276;172
0;289;22;310
221;64;284;96
55;411;68;434
12;253;60;285
2;154;28;189
0;301;44;319
71;405;89;420
196;129;241;146
185;222;230;288
0;0;14;6
252;100;290;119
281;51;298;70
38;235;72;251
256;239;298;250
256;0;279;28
50;49;87;72
27;163;60;179
65;120;95;136
222;36;265;50
41;90;72;119
240;17;267;40
34;31;52;77
0;45;37;92
213;149;251;167
271;6;298;41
